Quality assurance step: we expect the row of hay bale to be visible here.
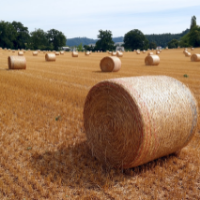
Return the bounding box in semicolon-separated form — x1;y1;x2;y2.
183;49;200;61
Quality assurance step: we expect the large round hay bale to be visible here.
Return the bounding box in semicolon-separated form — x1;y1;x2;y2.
100;56;121;72
191;54;200;62
45;53;56;61
116;51;123;57
32;51;38;56
18;51;24;56
8;56;26;69
72;51;78;57
83;76;198;169
145;55;160;65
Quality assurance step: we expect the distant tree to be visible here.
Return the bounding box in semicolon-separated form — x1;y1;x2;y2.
149;42;157;49
188;25;200;47
124;29;149;50
47;29;66;50
84;44;95;51
12;21;30;49
190;16;197;30
95;30;115;51
30;29;48;50
168;39;179;49
0;21;17;48
77;43;83;51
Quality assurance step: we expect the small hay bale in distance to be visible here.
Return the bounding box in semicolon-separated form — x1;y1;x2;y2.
60;51;64;55
191;54;200;62
100;56;121;72
18;51;24;56
8;56;26;70
45;53;56;61
85;51;90;56
145;55;160;66
136;50;140;54
83;76;198;169
55;52;60;55
72;51;78;57
185;51;191;57
116;51;123;57
32;51;38;56
111;52;116;56
148;52;154;56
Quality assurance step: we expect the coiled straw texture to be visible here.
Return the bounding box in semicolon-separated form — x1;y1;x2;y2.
145;55;160;65
83;76;198;169
100;56;121;72
45;53;56;61
191;54;200;62
8;56;26;69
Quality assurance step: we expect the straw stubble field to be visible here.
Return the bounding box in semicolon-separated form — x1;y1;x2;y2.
0;49;200;199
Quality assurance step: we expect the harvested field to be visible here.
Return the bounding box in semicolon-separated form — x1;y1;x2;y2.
0;49;200;199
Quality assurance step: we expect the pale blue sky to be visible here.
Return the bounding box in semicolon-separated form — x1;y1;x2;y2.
1;0;200;39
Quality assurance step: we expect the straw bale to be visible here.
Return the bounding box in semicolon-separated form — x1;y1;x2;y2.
136;50;140;55
116;51;123;57
72;51;78;57
191;54;200;62
45;53;56;61
55;52;60;55
100;56;121;72
148;52;154;56
32;51;38;56
111;52;117;56
12;50;15;53
60;51;64;55
85;51;90;56
145;55;160;65
8;56;26;70
156;51;160;55
185;52;191;57
18;51;24;56
83;76;198;169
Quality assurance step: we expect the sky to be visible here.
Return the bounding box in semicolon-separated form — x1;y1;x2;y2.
1;0;200;39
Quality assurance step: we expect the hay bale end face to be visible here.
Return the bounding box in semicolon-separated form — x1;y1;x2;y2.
191;54;200;62
100;56;121;72
145;55;160;66
8;56;26;69
83;76;198;169
72;51;78;57
18;51;24;56
45;53;56;61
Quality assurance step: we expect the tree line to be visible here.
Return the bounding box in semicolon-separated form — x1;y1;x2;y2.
0;21;66;50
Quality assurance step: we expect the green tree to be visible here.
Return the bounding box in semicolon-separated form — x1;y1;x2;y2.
95;30;115;51
188;25;200;47
190;16;197;30
12;21;30;49
168;39;179;49
77;43;83;51
30;29;48;50
124;29;149;50
149;42;157;49
47;29;66;50
0;21;17;48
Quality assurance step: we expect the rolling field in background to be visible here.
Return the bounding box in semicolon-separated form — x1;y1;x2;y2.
0;49;200;199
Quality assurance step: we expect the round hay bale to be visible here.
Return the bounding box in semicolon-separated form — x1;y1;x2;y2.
83;76;198;169
8;56;26;70
148;52;154;56
111;52;116;56
32;51;38;56
85;51;90;56
145;55;160;66
191;54;200;62
185;52;191;57
55;52;60;55
136;50;140;55
12;50;15;53
60;51;64;55
72;51;78;57
18;51;24;56
45;53;56;61
156;51;160;55
100;56;121;72
116;51;123;57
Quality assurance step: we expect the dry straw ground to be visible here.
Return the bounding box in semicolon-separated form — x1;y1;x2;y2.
0;49;200;200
